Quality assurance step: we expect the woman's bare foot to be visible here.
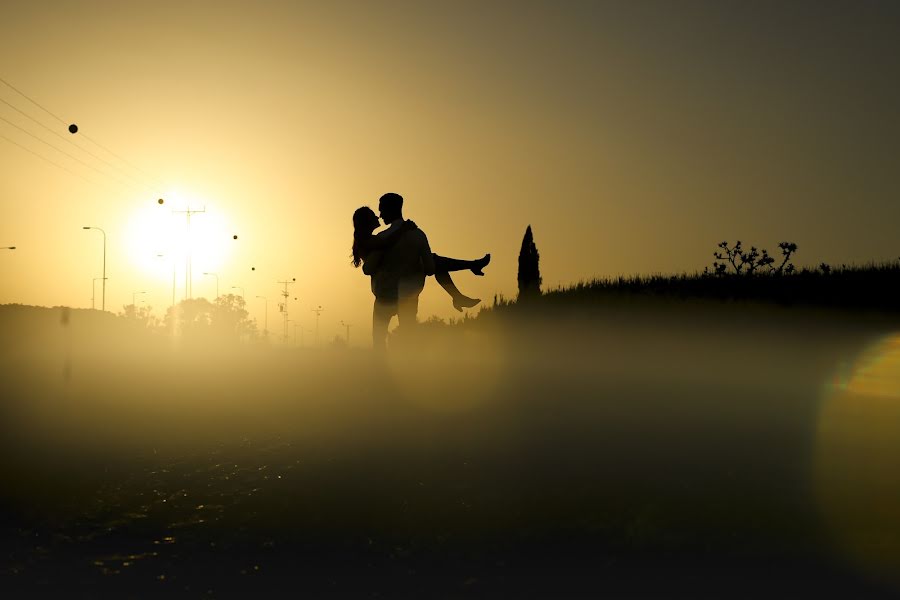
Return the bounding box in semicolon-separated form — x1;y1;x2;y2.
471;253;491;276
453;296;481;312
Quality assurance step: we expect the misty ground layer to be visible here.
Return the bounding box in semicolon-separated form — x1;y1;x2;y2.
1;303;899;597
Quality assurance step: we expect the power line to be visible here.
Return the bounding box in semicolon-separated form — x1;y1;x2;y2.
0;114;139;191
79;132;168;190
0;75;167;192
0;75;68;125
0;95;158;193
0;132;111;190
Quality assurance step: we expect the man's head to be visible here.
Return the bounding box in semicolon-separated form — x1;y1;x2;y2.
378;192;404;224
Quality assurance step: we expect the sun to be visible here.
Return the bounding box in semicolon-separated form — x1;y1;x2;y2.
124;195;235;285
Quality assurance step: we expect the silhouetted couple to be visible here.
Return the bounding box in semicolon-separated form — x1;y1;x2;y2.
352;192;490;350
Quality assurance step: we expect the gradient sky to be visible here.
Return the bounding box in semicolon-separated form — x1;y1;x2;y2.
1;0;899;343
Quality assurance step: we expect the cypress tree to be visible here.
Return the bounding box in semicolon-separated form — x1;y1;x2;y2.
517;225;542;299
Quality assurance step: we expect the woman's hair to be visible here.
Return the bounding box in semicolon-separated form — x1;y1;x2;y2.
351;206;377;268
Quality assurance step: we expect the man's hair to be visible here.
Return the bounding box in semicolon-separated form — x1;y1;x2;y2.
379;193;403;213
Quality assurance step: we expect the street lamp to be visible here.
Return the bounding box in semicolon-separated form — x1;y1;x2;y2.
340;320;352;345
83;227;106;311
231;286;244;301
92;277;104;309
2;246;15;250
311;305;324;347
133;290;146;307
256;295;268;337
203;272;219;299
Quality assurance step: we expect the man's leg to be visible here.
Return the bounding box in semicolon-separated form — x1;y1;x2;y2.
372;298;396;351
397;292;420;330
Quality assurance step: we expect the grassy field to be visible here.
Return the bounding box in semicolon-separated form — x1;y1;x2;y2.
2;297;900;597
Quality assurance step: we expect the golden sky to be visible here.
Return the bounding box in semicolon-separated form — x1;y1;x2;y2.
1;1;899;342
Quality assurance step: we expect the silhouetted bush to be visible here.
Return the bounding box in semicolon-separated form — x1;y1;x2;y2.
706;240;798;276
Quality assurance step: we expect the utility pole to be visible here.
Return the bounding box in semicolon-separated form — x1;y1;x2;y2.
277;278;296;344
340;320;352;345
311;305;324;347
172;206;205;300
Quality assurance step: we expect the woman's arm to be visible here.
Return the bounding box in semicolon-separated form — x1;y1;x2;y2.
361;220;418;253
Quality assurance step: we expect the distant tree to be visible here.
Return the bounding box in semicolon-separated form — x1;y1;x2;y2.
119;303;157;329
162;294;257;342
212;294;257;341
518;225;542;298
705;240;798;276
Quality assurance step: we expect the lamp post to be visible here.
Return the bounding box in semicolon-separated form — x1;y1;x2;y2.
83;226;106;311
256;295;268;337
133;290;146;307
92;277;104;310
2;246;14;250
231;286;244;301
311;305;324;347
340;320;352;345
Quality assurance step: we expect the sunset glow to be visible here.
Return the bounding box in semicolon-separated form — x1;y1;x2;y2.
2;2;900;596
123;195;235;294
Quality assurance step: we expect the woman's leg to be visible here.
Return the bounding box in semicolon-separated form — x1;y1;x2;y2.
434;269;481;312
434;253;491;276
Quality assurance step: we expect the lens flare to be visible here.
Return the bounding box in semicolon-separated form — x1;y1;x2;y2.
816;333;900;589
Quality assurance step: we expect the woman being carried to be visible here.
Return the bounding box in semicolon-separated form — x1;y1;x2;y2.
350;206;489;311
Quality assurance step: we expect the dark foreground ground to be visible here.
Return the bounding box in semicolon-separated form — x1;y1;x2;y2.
2;303;900;598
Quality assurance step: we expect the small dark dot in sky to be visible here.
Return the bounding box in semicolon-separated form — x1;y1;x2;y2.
158;198;164;205
251;267;255;271
68;124;78;134
233;235;238;240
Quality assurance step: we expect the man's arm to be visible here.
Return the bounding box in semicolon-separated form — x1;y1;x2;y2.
363;221;418;253
419;231;436;276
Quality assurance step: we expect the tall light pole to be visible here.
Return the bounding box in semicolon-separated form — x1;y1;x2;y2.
132;290;146;307
2;246;14;250
83;226;106;311
92;277;104;309
340;320;352;345
203;272;219;299
256;295;268;337
311;305;324;347
231;286;244;301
